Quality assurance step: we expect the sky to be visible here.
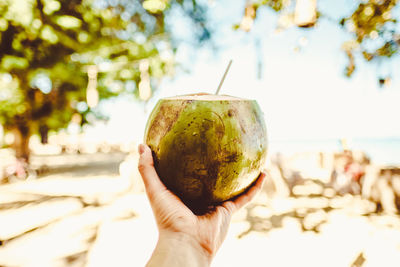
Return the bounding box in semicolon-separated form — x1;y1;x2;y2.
99;0;400;145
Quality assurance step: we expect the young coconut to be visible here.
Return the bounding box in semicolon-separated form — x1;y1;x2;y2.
144;93;268;212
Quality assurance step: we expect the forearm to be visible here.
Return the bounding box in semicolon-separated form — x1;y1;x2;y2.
146;231;212;267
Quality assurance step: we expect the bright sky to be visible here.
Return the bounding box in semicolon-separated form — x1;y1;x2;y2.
100;0;400;144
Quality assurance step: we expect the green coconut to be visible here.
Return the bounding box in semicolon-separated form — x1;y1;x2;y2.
144;93;268;210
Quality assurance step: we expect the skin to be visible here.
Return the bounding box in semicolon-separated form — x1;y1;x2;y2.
138;144;266;267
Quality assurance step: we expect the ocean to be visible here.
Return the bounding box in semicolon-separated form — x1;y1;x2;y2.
268;138;400;166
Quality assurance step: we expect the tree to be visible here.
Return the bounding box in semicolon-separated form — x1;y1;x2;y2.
235;0;400;84
0;0;210;161
1;0;399;162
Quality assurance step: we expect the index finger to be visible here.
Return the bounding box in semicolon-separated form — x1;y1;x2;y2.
137;144;167;195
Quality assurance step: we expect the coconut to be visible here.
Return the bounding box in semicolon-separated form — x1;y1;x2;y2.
144;93;268;211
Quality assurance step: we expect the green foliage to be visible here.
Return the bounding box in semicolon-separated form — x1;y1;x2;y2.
339;0;399;77
239;0;400;81
0;0;210;143
2;0;399;156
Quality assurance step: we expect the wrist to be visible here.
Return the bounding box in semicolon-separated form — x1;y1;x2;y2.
146;230;212;267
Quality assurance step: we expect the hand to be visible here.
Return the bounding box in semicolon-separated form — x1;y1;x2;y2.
138;144;266;266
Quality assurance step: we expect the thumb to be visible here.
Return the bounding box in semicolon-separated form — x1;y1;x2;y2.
138;144;166;195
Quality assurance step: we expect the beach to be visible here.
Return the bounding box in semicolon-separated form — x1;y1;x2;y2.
0;146;400;267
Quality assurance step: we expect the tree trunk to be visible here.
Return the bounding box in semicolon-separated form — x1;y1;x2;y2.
39;124;48;144
12;125;30;163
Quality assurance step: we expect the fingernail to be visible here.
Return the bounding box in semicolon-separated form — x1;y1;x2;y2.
138;144;145;155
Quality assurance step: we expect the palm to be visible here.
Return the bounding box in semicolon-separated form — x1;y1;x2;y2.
150;186;233;254
138;144;265;257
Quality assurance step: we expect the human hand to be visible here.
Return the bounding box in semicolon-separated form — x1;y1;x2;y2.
138;144;266;266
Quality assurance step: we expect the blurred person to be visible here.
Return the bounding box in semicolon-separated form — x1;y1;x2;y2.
137;144;265;267
3;157;37;183
330;151;364;195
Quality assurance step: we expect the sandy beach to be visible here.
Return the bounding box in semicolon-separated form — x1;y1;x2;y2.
0;150;399;267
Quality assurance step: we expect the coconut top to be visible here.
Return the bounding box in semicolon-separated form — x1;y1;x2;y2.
164;93;248;101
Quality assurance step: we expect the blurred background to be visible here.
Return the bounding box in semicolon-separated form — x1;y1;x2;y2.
1;0;400;266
